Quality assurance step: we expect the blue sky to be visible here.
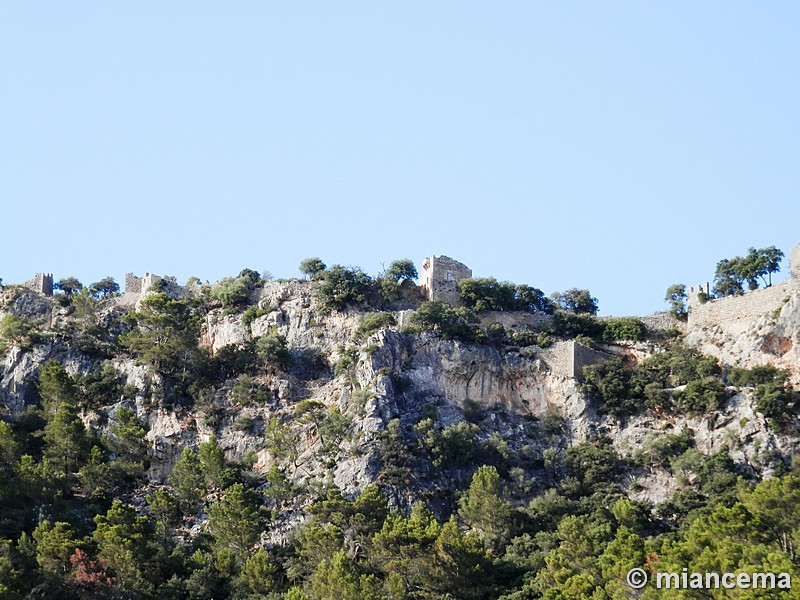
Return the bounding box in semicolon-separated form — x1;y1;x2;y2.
3;3;799;316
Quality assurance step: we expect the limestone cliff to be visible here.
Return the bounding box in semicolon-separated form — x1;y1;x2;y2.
0;276;798;516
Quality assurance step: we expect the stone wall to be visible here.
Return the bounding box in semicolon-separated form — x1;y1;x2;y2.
23;273;53;296
125;273;143;294
126;272;167;294
570;341;613;382
419;255;472;305
688;280;796;335
684;242;800;336
599;312;685;334
479;310;552;332
539;340;611;380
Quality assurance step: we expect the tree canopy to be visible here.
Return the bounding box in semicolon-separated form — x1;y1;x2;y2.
713;246;784;297
550;288;599;315
89;276;119;298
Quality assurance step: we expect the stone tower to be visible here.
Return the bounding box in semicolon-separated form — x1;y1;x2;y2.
420;256;472;305
24;273;53;296
790;242;800;281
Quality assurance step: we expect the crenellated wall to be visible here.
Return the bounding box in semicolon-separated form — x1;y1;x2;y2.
686;242;800;336
688;280;795;334
22;273;53;296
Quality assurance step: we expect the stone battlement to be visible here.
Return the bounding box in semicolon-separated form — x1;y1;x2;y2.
125;272;172;294
686;242;800;335
22;273;53;296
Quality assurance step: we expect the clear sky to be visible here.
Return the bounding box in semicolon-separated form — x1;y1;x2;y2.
3;3;799;316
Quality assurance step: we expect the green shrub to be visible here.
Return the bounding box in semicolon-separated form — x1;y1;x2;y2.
551;288;599;315
212;276;251;308
727;365;788;387
643;382;672;411
242;306;273;327
255;331;291;370
334;348;357;377
602;318;647;342
640;432;694;468
462;398;482;422
0;314;37;350
233;414;254;432
753;382;798;429
511;330;537;346
313;265;373;312
581;358;641;418
640;344;720;387
564;439;621;489
539;410;566;436
673;378;728;414
485;322;506;344
230;375;269;406
355;312;396;341
458;278;553;314
409;301;481;343
299;257;327;279
548;311;604;339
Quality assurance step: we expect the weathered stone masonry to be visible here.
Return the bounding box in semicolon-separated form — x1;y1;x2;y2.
687;243;800;334
419;255;472;305
23;273;53;296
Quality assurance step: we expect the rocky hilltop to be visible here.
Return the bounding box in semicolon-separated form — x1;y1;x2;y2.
0;260;799;599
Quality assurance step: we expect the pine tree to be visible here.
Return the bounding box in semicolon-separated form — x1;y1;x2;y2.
168;447;206;515
457;466;511;553
207;483;265;561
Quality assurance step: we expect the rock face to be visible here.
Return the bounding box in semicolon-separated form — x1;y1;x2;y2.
0;276;799;510
686;291;800;384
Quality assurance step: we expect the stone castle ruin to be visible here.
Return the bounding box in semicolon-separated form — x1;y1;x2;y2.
21;273;53;296
12;242;800;348
420;255;472;305
686;242;800;335
124;272;178;294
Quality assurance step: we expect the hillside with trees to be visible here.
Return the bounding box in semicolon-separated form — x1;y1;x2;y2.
0;251;798;599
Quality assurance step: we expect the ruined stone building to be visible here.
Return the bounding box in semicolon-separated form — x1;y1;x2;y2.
419;256;472;305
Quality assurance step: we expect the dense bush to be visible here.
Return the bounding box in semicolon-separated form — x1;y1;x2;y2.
255;331;292;370
212;276;251;308
581;358;643;417
458;277;553;314
753;382;798;429
673;378;728;414
727;365;788;387
355;312;396;341
564;439;622;490
241;305;273;327
409;301;481;342
548;310;604;339
550;288;599;315
601;317;647;342
313;265;373;312
582;345;724;418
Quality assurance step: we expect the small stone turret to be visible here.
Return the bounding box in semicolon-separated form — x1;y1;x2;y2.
420;256;472;305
